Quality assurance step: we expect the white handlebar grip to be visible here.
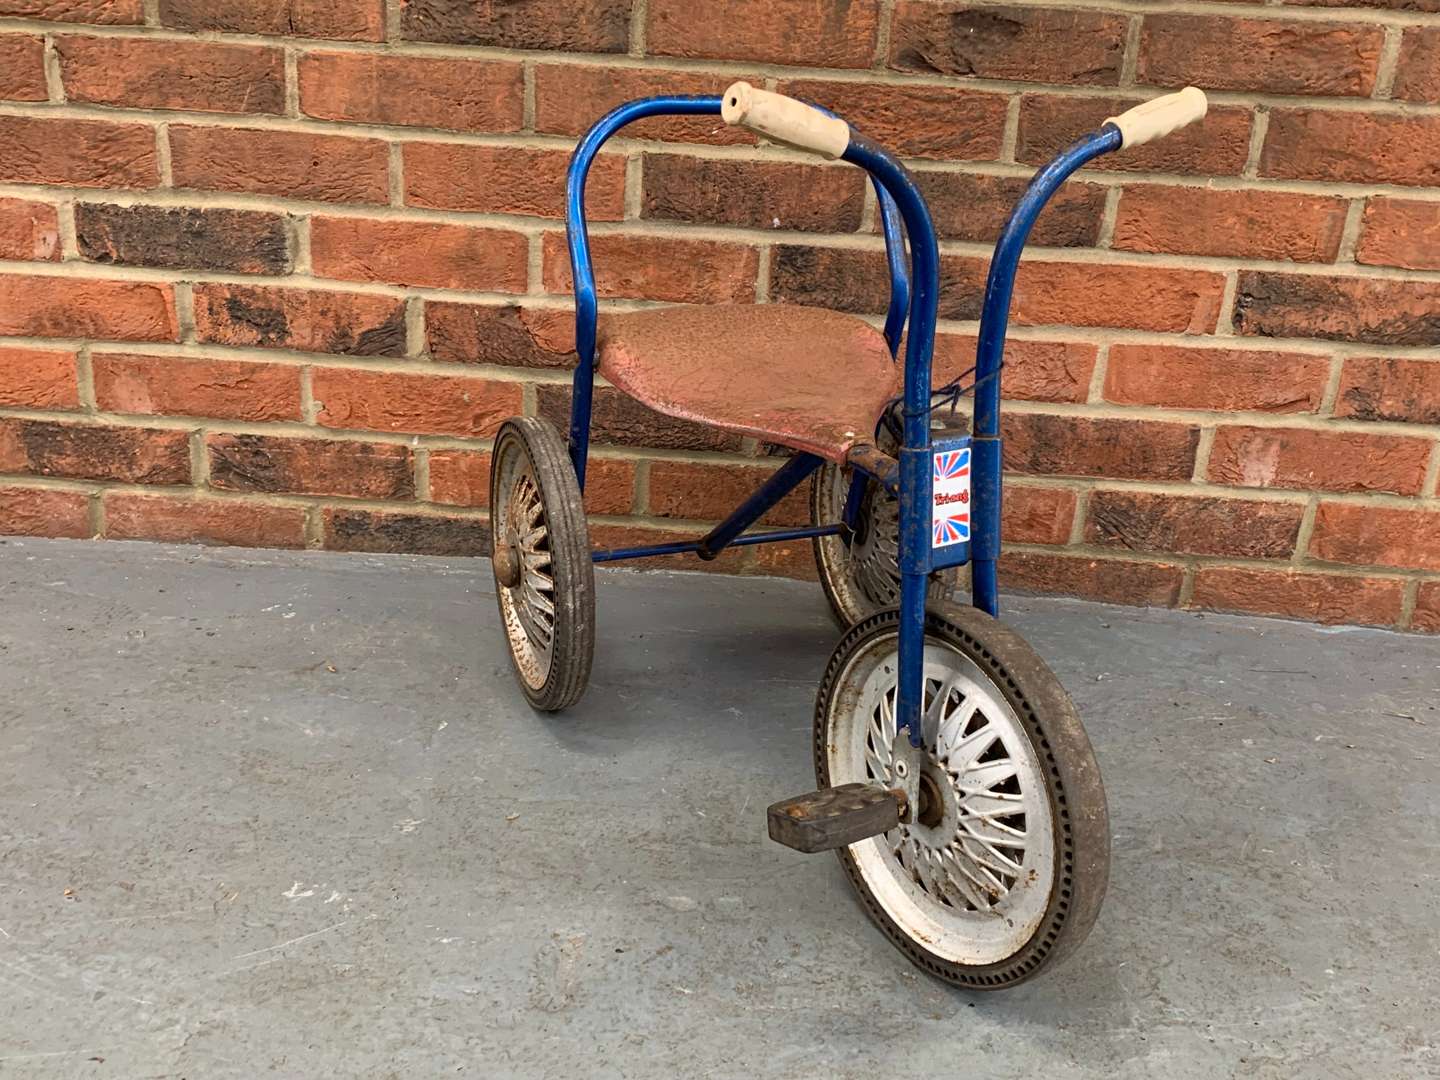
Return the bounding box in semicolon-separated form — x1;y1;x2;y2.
721;81;850;160
1105;87;1208;149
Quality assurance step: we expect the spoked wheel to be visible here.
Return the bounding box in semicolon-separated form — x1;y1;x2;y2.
810;459;955;628
814;602;1108;989
489;417;594;712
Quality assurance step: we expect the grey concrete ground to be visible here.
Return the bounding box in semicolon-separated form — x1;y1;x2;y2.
0;537;1436;1079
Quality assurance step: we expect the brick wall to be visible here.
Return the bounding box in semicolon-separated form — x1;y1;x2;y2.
0;0;1438;633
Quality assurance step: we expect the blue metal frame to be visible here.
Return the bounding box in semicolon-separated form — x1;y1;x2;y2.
967;126;1122;617
560;93;1125;751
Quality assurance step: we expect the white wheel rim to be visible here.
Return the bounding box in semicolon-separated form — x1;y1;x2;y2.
826;632;1057;966
494;436;556;691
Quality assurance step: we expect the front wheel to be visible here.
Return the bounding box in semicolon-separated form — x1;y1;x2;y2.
814;602;1108;989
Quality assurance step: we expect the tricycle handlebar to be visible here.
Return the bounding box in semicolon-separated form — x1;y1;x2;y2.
722;81;850;159
1104;87;1208;149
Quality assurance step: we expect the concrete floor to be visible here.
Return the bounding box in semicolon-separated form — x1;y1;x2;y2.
0;538;1435;1079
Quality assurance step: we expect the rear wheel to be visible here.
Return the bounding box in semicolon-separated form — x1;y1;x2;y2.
814;602;1108;989
489;417;594;712
810;460;954;629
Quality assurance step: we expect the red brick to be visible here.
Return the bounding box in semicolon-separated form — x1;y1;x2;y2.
311;217;528;293
776;79;1008;161
93;353;301;422
1356;198;1440;271
1011;261;1226;334
56;35;283;115
641;155;865;234
404;144;624;220
1413;581;1440;633
429;450;632;515
299;52;522;133
160;0;382;40
541;232;758;304
1192;566;1403;627
0;115;157;189
1018;95;1252;176
1309;502;1440;571
324;506;490;556
1336;357;1440;425
105;493;305;548
426;303;577;368
933;335;1097;403
401;0;628;51
76;203;292;274
0;346;78;409
192;283;405;357
0;417;189;483
749;536;819;580
311;368;521;438
1003;485;1075;544
1087;490;1302;558
0;198;60;261
534;65;752;146
648;461;809;527
1113;186;1347;263
0;34;46;100
999;550;1184;606
648;0;879;68
1003;414;1199;481
536;384;742;453
206;433;412;499
771;245;948;318
1235;272;1440;348
1209;425;1432;496
0;0;142;23
1394;28;1440;103
0;486;91;538
1138;15;1383;97
1105;344;1329;414
912;172;1105;246
889;2;1127;85
170;126;388;204
0;274;176;342
1261;110;1440;188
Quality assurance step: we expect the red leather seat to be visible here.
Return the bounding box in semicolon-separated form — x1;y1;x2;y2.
597;304;900;462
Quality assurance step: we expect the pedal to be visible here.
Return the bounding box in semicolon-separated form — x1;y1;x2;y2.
767;783;906;854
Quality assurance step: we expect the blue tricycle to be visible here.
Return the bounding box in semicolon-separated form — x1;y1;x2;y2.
488;83;1207;988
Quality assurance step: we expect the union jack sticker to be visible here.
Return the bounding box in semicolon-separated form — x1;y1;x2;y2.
931;446;971;548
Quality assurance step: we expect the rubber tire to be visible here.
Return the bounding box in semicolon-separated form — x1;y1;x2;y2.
814;600;1109;990
810;460;954;630
489;416;595;713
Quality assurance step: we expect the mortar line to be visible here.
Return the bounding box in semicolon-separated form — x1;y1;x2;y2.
1119;15;1142;89
188;429;209;487
388;143;404;207
874;0;897;69
1290;496;1320;565
75;343;96;411
1336;198;1367;264
384;0;403;43
404;296;426;358
56;200;78;260
1096;187;1121;249
87;488;105;537
1373;26;1404;100
291;213;312;274
284;48;300;118
174;282;196;344
525;234;545;294
1242;108;1270;180
414;446;431;501
299;365;318;423
1319;352;1347;415
624;154;644;220
999;95;1021;164
155;122;173;187
1423;441;1440;498
1215;270;1240;336
1397;579;1421;630
755;243;771;302
1066;487;1091;544
303;504;323;548
521;60;536;132
42;35;63;104
1176;563;1198;607
1086;343;1110;403
629;0;648;58
142;0;160;25
1190;427;1218;483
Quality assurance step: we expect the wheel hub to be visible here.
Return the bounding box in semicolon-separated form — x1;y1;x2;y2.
493;532;523;589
